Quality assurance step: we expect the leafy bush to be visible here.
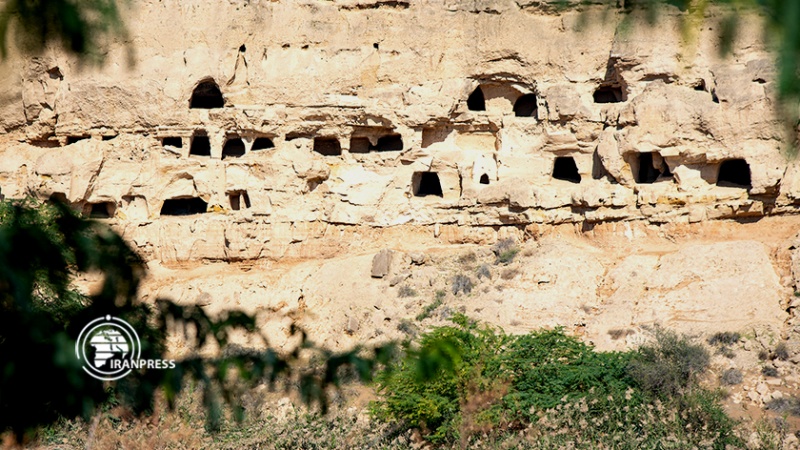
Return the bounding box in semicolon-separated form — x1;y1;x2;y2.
774;342;790;361
416;294;444;321
457;252;477;267
762;365;779;377
451;274;473;296
371;315;507;443
372;318;736;447
720;368;743;385
627;328;710;398
708;331;741;347
397;285;417;298
766;397;800;416
492;239;519;265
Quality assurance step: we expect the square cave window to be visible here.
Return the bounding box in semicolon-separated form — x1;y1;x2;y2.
222;137;246;159
251;137;275;151
717;159;751;188
635;153;671;184
229;191;251;211
479;174;490;185
190;133;211;156
84;202;116;219
372;134;403;151
350;134;403;153
349;137;371;154
313;137;341;156
412;172;443;197
593;85;625;104
162;137;183;148
552;156;581;184
160;197;208;216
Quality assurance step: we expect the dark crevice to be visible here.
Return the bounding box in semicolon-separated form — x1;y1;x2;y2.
160;197;208;216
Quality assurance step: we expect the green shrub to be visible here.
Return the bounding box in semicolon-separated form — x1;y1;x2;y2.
492;239;519;265
371;315;507;443
708;331;740;347
627;328;710;398
416;294;444;321
372;319;737;448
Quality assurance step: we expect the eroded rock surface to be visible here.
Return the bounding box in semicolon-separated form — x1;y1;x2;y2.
0;2;794;263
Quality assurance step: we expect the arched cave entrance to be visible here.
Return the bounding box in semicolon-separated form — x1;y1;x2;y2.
251;137;274;151
413;172;444;197
467;86;486;111
222;137;246;159
513;94;537;117
190;80;224;109
190;132;211;156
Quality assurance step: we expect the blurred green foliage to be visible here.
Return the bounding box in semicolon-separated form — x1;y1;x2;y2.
0;198;394;441
0;0;127;62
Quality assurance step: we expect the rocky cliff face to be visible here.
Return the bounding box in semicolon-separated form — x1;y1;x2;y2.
0;1;794;263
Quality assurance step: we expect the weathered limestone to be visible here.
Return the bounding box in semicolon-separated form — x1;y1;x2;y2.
0;2;794;263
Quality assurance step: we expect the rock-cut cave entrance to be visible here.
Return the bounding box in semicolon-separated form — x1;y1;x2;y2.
413;172;443;197
513;94;537;117
552;156;581;184
229;191;251;211
85;202;116;219
313;137;341;156
251;137;275;151
717;159;751;188
222;137;246;159
635;152;671;184
190;132;211;156
190;80;224;109
160;197;208;216
467;86;486;111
